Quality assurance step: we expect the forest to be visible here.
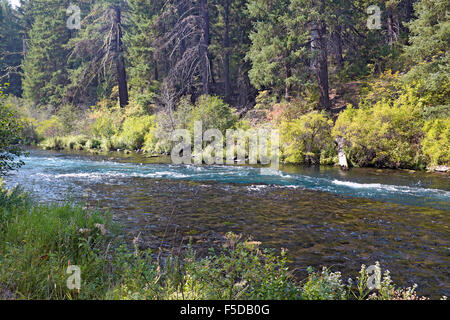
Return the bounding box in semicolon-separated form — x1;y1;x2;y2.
0;0;448;170
0;0;449;302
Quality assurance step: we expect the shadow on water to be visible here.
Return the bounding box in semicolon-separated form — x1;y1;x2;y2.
4;148;450;298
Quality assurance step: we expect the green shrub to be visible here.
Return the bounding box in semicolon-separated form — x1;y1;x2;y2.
190;95;238;134
85;138;102;150
143;99;193;154
143;96;237;155
40;136;64;150
143;127;162;154
0;180;28;209
119;115;156;150
301;267;347;300
92;115;119;139
281;112;334;164
57;105;78;136
178;234;300;300
35;116;64;140
91;105;122;139
333;88;425;169
0;86;25;175
422;118;450;166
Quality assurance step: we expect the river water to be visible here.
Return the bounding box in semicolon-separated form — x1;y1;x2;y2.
4;148;450;298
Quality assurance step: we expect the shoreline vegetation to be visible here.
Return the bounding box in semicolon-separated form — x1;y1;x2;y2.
0;185;440;300
0;0;448;173
13;77;450;173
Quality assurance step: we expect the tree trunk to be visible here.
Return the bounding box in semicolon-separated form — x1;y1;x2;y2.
387;10;396;48
223;0;231;102
22;38;28;58
336;136;349;170
285;62;292;101
113;6;129;108
199;0;210;95
311;22;331;111
154;62;159;81
332;26;344;67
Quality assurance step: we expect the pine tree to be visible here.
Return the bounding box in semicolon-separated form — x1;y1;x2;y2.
404;0;450;113
125;0;164;107
209;0;255;107
22;0;71;108
0;0;23;96
246;0;310;101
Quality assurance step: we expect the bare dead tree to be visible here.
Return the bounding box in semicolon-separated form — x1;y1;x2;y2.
154;0;211;106
66;2;129;107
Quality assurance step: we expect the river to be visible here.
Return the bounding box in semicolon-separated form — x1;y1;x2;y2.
4;148;450;298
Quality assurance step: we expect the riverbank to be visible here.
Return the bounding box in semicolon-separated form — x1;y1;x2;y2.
12;77;448;173
0;184;435;300
33;139;450;174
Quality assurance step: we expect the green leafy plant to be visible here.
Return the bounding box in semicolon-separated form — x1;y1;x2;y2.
0;85;25;175
422;118;450;166
281;111;334;165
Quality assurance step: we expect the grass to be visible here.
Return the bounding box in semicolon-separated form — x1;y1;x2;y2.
0;183;436;300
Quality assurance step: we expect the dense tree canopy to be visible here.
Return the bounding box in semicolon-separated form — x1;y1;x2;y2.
0;0;448;168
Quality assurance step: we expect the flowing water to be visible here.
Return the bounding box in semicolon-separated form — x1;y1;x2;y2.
4;148;450;298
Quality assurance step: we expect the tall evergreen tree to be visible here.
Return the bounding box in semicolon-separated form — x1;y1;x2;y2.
404;0;450;113
125;0;164;107
246;0;310;102
210;0;255;107
0;0;23;96
22;0;71;108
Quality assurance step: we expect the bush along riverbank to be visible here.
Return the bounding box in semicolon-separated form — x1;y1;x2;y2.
0;183;441;300
8;72;449;173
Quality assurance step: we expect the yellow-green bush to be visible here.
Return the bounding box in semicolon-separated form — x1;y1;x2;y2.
119;115;156;150
143;96;238;155
422;118;450;166
333;87;425;169
143;127;160;154
56;104;79;136
91;104;122;139
62;135;88;151
85;138;102;150
40;137;64;150
142;114;175;155
281;112;334;164
35;116;64;139
92;114;119;139
190;95;238;134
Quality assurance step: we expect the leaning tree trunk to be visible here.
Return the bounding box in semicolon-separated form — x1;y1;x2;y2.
311;22;331;111
113;5;129;108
